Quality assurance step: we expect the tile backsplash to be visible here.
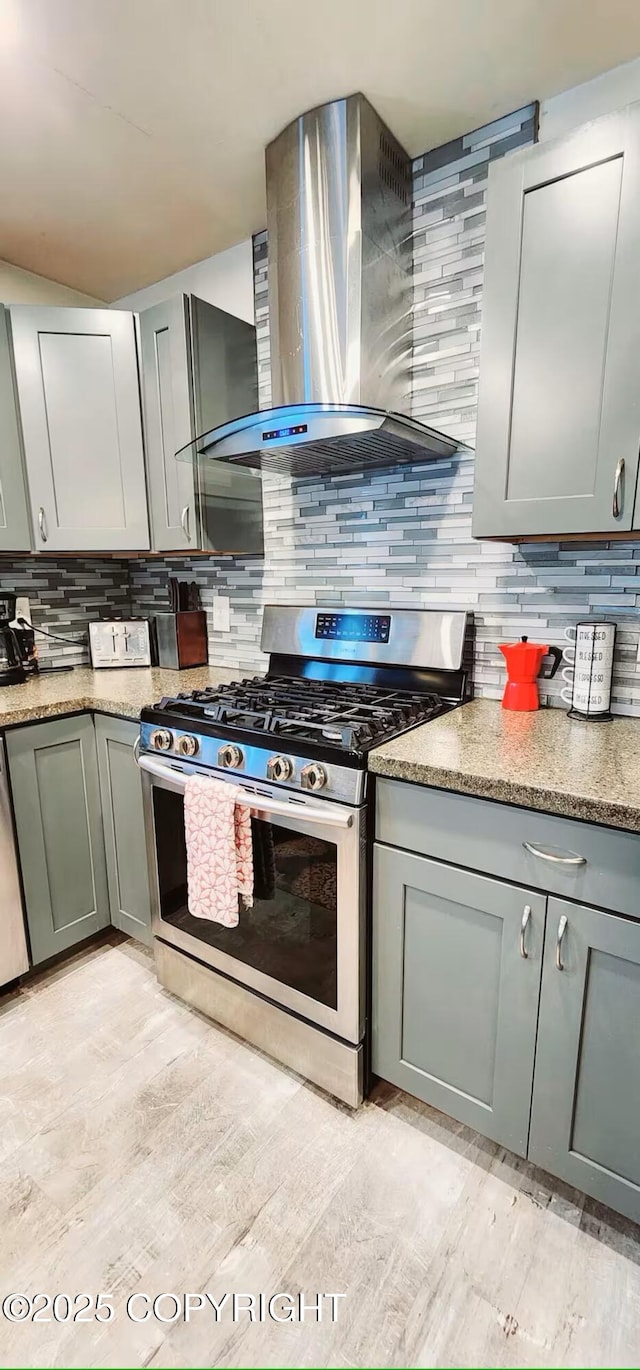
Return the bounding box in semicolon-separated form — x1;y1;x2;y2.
0;558;130;667
11;102;640;713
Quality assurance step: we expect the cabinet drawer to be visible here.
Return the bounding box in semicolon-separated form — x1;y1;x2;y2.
376;778;640;918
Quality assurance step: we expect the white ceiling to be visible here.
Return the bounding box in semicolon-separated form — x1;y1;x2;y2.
2;0;640;300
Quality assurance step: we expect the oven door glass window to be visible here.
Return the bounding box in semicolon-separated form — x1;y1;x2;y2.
152;787;338;1009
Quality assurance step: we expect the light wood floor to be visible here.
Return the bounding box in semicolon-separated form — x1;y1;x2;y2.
2;933;640;1369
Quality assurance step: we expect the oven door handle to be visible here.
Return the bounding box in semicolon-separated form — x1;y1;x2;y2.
135;747;354;829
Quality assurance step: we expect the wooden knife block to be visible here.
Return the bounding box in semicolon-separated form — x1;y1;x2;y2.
153;611;208;670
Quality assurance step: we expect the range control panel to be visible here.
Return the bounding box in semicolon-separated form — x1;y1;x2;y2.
315;612;391;643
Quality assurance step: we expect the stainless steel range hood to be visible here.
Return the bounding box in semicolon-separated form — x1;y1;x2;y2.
179;93;458;477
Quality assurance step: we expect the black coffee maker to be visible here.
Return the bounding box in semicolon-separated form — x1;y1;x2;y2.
12;617;38;676
0;593;27;685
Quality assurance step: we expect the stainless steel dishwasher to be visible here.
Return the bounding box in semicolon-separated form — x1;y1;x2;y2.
0;737;29;986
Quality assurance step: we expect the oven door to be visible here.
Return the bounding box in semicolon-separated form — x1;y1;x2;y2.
138;751;365;1045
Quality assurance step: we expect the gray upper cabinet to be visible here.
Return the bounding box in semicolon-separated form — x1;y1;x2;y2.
473;105;640;539
95;715;151;945
372;843;546;1156
0;305;31;551
140;293;263;555
9;306;149;552
529;898;640;1224
139;295;197;552
6;714;110;965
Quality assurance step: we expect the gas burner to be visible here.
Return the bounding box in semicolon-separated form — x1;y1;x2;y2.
152;675;448;757
142;606;471;803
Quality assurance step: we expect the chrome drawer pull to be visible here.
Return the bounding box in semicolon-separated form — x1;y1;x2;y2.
556;914;568;971
181;504;191;541
520;904;531;959
38;506;48;543
613;457;625;519
523;841;586;867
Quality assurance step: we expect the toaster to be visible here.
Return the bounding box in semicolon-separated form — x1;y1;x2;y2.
89;618;151;669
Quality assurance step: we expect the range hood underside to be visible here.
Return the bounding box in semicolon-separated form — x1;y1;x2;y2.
221;428;457;478
181;404;459;480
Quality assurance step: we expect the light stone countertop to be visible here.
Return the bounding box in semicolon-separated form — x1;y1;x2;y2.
0;665;252;728
6;676;640;833
369;697;640;833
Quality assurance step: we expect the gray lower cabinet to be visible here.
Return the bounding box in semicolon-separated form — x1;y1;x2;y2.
95;715;151;944
473;103;640;539
529;897;640;1224
372;843;546;1156
140;293;263;554
9;305;149;552
0;305;31;552
6;714;110;965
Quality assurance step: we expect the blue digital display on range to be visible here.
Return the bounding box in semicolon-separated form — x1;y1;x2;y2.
262;423;308;441
315;612;391;643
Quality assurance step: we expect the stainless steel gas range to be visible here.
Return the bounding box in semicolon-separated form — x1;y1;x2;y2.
136;606;472;1105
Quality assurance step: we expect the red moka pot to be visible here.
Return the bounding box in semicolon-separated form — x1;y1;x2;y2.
499;636;562;711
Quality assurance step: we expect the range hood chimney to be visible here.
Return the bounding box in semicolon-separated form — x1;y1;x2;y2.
180;93;457;477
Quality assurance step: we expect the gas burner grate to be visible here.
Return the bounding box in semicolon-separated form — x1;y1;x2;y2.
154;675;448;756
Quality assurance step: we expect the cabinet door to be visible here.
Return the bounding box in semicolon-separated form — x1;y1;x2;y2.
373;844;546;1156
191;296;264;556
9;306;149;551
529;898;640;1224
139;295;196;552
474;105;640;538
95;715;151;944
6;715;109;965
0;306;31;551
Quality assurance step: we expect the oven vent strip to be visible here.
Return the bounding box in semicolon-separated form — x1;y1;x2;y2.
135;748;354;829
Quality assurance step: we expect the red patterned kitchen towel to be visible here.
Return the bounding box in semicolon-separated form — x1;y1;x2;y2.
184;775;253;926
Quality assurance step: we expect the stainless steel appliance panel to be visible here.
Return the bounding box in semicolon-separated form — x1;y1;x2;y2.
261;605;470;672
266;93;410;412
173;94;459;479
155;938;364;1107
89;619;151;668
140;753;365;1045
138;722;366;805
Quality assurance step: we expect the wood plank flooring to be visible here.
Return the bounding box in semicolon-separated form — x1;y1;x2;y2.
1;933;640;1368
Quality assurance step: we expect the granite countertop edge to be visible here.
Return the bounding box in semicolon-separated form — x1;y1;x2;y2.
0;695;142;727
369;697;640;835
4;681;640;835
369;752;640;833
0;665;248;731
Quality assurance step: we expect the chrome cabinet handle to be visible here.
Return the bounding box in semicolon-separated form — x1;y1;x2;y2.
556;913;568;971
520;904;531;959
38;507;48;543
523;841;586;867
133;734;141;766
180;505;191;541
613;457;625;519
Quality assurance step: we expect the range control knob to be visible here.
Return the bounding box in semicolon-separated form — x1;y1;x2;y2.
150;728;173;751
301;762;327;792
176;734;199;758
218;743;244;769
266;755;293;783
